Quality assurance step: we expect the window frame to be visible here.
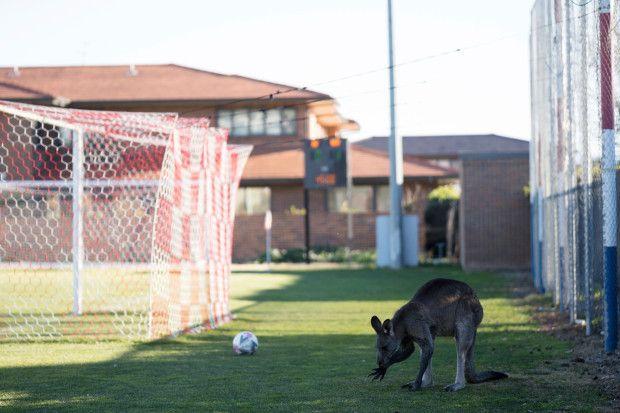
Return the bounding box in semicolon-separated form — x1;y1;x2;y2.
235;186;271;216
217;107;297;137
374;185;391;213
326;185;374;214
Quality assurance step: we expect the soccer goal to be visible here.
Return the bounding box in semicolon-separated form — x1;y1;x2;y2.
0;101;251;341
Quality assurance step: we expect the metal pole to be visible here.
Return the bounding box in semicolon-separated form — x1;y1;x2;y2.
346;138;353;263
538;192;545;292
72;129;84;316
530;2;545;289
579;0;592;335
563;0;577;323
387;0;403;269
556;0;567;311
598;0;618;353
529;17;541;292
264;210;272;271
303;188;311;264
547;0;561;307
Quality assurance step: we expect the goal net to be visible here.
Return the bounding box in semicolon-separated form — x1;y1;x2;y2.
0;101;251;341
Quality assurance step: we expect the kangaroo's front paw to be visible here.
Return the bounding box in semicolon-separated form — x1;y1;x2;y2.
444;383;465;392
401;381;422;392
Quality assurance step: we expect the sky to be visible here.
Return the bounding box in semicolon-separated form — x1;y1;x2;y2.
1;0;534;141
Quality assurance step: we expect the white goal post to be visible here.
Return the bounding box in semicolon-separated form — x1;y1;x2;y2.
0;101;251;341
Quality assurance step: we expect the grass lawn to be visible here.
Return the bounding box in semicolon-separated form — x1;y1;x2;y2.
0;265;609;412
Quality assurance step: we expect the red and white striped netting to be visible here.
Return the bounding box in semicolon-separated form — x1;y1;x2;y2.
0;100;251;340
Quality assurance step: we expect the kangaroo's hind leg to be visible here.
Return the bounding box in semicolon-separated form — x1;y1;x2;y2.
444;327;473;392
465;330;478;384
445;302;478;392
421;333;435;387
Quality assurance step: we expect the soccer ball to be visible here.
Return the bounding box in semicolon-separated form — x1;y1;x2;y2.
233;331;259;355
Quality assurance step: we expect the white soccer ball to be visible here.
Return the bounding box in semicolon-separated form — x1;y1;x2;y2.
233;331;259;355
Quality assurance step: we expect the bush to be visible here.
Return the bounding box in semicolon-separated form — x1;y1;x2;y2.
427;185;460;201
257;246;375;265
258;248;307;263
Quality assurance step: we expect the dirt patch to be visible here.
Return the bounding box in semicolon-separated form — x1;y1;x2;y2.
507;272;620;411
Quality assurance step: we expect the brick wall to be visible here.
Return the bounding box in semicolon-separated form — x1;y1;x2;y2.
459;152;531;271
232;184;434;262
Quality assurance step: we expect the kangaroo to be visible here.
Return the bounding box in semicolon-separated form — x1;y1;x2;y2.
368;278;508;392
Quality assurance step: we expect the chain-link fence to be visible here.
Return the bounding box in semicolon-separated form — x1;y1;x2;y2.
530;0;619;345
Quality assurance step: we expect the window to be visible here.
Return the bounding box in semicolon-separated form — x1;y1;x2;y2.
236;187;271;215
217;107;296;137
232;109;250;136
250;110;265;135
327;186;373;213
376;185;418;213
281;108;296;135
217;110;232;131
375;185;390;213
265;109;281;135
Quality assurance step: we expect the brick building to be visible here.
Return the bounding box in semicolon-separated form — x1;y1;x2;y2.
236;145;455;260
357;134;531;266
459;152;531;271
0;64;456;262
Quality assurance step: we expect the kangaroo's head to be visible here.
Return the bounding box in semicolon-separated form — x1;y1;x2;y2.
369;315;415;381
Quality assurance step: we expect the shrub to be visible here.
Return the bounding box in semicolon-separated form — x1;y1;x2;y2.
257;246;375;265
427;184;460;201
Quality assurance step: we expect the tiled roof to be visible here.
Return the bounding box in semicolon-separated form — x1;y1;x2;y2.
356;134;529;158
0;64;329;103
241;144;456;183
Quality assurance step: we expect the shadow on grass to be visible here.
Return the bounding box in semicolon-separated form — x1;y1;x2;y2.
0;267;606;411
0;330;603;412
236;266;514;303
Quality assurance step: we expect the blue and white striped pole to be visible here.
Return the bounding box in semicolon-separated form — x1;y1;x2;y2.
599;0;618;353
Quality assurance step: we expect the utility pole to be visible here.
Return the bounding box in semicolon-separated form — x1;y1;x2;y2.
387;0;403;268
304;188;311;264
346;137;353;263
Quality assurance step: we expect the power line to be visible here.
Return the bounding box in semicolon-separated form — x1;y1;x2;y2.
178;4;598;138
179;76;419;137
182;7;597;118
178;42;489;118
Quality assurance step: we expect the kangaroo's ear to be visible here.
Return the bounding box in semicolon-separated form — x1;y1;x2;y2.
382;319;392;334
371;315;383;334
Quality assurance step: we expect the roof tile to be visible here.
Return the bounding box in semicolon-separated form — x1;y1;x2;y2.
0;64;329;103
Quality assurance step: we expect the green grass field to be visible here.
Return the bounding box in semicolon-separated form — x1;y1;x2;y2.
0;265;608;412
0;268;150;340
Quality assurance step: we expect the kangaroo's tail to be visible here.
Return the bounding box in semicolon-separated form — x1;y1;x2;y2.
466;370;508;384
